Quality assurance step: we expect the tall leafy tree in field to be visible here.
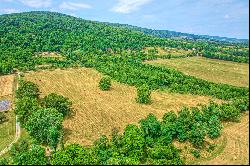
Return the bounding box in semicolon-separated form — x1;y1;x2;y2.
136;84;151;104
10;140;48;165
16;80;39;99
15;97;40;127
26;108;63;149
41;93;72;117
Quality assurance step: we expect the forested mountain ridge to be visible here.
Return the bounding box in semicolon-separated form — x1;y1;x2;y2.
107;23;249;44
0;11;248;74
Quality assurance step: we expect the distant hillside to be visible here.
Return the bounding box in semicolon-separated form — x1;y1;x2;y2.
0;11;248;74
107;23;249;44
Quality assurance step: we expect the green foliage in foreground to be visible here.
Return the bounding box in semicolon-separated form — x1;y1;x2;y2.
25;108;63;149
10;140;48;165
136;84;152;104
99;76;112;91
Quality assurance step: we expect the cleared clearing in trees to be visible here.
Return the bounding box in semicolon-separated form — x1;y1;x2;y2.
24;68;220;146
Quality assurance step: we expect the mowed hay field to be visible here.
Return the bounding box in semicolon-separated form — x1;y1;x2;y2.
146;56;249;87
24;68;219;146
0;75;16;151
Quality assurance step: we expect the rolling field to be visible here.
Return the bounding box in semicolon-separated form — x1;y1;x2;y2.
145;56;249;87
144;47;193;57
199;112;249;165
24;68;219;146
0;75;16;152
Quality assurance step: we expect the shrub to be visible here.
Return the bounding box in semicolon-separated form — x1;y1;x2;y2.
188;122;206;148
219;103;241;122
41;93;72;117
16;80;39;99
207;115;223;139
162;111;177;124
160;122;177;144
140;114;161;141
146;144;183;165
136;84;151;104
122;124;145;160
0;158;8;165
0;112;7;124
191;149;201;158
207;144;217;153
99;76;111;91
51;144;99;165
175;108;193;142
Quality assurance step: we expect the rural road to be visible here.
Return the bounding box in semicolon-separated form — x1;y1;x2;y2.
0;73;21;157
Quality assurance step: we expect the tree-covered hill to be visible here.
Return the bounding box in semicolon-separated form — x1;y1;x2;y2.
0;11;248;74
107;23;249;44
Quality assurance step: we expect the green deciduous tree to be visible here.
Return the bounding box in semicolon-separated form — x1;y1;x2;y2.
15;97;40;127
10;140;48;165
122;124;145;160
25;108;63;149
136;84;151;104
41;93;72;117
51;144;98;165
207;115;223;139
16;80;39;99
99;76;111;91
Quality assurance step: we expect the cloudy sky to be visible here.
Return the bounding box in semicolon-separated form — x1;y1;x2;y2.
0;0;249;39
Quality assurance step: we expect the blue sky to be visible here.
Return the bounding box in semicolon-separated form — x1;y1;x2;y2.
0;0;249;39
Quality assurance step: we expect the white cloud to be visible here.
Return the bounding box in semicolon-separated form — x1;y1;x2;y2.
111;0;152;14
1;8;19;14
224;14;230;19
18;0;52;8
59;1;92;10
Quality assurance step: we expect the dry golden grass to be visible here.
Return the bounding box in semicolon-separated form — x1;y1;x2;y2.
0;75;16;152
146;56;249;87
198;112;249;165
0;75;15;97
34;52;64;58
173;113;249;165
144;47;192;56
24;68;219;146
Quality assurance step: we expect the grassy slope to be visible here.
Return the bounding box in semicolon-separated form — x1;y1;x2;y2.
198;112;249;165
0;75;16;152
145;56;249;87
24;68;219;146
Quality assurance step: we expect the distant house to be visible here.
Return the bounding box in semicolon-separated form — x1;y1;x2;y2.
0;100;11;112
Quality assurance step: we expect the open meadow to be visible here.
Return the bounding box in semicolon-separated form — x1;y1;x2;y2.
145;56;249;87
0;75;16;152
24;68;220;146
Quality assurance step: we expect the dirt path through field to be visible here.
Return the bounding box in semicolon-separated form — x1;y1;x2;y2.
0;73;21;157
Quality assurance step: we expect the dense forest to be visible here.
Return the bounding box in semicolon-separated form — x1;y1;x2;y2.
107;23;249;44
0;11;249;74
0;11;249;165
